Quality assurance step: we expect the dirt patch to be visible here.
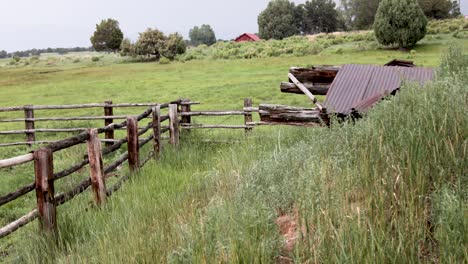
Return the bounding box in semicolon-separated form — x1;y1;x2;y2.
276;208;303;263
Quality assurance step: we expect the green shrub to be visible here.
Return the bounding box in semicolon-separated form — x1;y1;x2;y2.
91;56;100;62
159;57;170;64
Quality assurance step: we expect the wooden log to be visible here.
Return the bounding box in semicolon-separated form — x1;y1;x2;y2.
289;66;340;84
179;101;200;105
0;141;58;147
0;115;133;123
24;105;35;147
288;73;325;112
54;158;89;180
0;182;35;207
104;153;129;175
0;128;88;135
55;178;91;206
258;104;322;125
0;209;38;239
126;117;139;172
87;129;106;207
280;82;329;95
243;107;259;113
244;98;253;134
47;131;89;153
0;101;182;112
180;111;245;116
181;100;191;126
180;125;251;129
104;101;114;147
168;104;179;146
247;121;321;127
152;106;162;159
0;153;34;169
34;148;56;234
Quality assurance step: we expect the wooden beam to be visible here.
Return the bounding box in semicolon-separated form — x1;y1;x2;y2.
87;129;106;207
258;104;322;125
126;117;139;172
24;105;35;147
34;148;56;235
0;209;38;239
180;125;251;129
0;153;34;169
280;82;329;95
288;73;325;112
289;66;339;83
168;104;179;146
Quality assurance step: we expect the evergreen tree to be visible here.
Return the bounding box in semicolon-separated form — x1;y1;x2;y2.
374;0;427;49
90;19;124;52
303;0;339;34
418;0;452;19
189;25;216;46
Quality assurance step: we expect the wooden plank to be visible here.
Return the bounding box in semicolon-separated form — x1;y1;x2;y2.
0;153;34;169
24;105;35;147
289;66;340;83
0;115;133;123
126;117;139;172
168;104;179;146
259;104;321;124
152;106;162;159
280;82;329;95
288;73;325;112
244;98;253;134
246;121;321;127
34;148;56;234
0;209;38;239
87;129;106;207
0;128;88;135
104;101;114;147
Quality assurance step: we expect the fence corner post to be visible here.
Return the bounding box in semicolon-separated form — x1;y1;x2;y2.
24;105;35;147
181;99;191;128
34;148;56;235
168;104;180;146
244;98;253;134
104;100;114;147
87;129;106;207
126;117;139;172
152;106;162;159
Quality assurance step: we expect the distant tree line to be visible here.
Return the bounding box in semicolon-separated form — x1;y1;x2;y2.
258;0;462;40
0;47;94;59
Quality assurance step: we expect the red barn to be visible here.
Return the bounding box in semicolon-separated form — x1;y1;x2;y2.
235;33;261;42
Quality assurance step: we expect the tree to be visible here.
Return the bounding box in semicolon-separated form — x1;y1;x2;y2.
189;25;216;46
339;0;381;29
133;28;167;59
374;0;427;49
0;50;7;59
162;33;186;60
258;0;298;39
90;19;124;52
302;0;339;34
120;38;134;57
449;0;461;17
418;0;452;19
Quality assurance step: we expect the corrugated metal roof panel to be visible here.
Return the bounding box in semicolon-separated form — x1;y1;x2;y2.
325;64;434;115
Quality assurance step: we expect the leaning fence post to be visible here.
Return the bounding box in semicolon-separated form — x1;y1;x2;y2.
34;148;56;235
24;105;35;147
152;106;162;159
168;104;179;146
127;117;139;172
244;98;253;134
104;100;114;147
87;129;106;206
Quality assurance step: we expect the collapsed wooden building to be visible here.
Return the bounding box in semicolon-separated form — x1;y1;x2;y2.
269;60;434;126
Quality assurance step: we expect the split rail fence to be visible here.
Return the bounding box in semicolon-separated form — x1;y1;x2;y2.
0;98;322;240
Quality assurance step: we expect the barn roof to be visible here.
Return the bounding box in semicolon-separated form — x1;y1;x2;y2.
235;33;261;41
324;64;434;115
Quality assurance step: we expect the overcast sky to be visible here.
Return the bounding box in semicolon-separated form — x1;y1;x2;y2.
1;0;467;52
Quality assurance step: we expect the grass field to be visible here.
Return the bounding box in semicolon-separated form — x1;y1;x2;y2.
0;32;467;263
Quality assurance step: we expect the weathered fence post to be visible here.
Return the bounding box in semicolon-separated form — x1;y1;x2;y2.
152;106;162;159
244;98;253;134
181;100;191;126
24;105;35;147
127;117;139;172
87;129;106;206
104;100;114;147
168;104;179;146
34;148;56;235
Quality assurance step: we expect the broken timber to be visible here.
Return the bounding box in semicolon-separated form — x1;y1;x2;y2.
259;104;321;126
281;66;339;95
280;82;329;95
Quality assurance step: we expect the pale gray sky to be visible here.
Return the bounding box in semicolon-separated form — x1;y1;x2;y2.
0;0;466;52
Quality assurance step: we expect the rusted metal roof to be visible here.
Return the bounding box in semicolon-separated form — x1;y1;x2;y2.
325;64;434;115
235;33;261;42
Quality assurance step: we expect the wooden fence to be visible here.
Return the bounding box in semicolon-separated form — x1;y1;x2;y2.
0;100;187;239
0;97;323;240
